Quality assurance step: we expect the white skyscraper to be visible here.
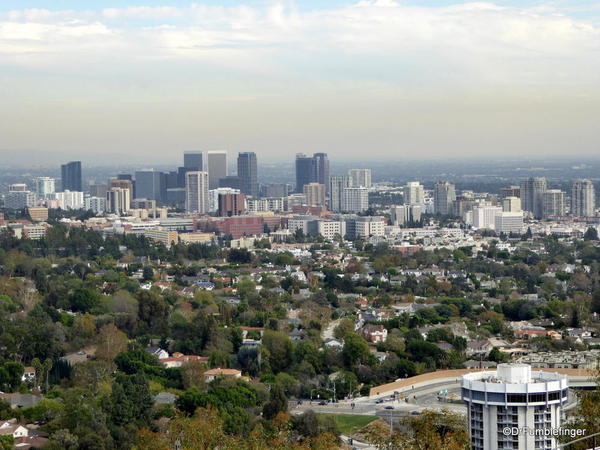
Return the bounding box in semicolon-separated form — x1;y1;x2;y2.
85;196;106;214
462;364;568;450
520;177;547;219
185;171;209;214
342;187;369;213
303;183;325;207
53;190;84;209
5;184;36;209
571;179;595;217
472;205;503;230
502;196;521;212
106;188;131;215
348;169;372;188
403;181;425;205
329;176;350;212
390;205;423;226
206;151;227;190
542;190;566;218
495;211;524;234
434;181;456;215
34;177;56;199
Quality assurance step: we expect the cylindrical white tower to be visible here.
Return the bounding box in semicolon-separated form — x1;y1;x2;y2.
461;363;568;450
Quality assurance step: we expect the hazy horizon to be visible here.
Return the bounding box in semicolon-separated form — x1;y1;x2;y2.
1;0;599;161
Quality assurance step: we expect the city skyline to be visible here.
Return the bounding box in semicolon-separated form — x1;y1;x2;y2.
1;0;599;163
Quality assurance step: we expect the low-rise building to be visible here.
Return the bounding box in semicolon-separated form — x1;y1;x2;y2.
203;368;242;382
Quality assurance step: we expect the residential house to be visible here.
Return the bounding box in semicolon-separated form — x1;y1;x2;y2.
362;325;388;344
160;353;209;368
466;340;493;358
514;329;561;340
203;368;242;382
0;420;28;438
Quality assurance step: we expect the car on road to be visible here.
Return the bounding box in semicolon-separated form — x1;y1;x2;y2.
384;405;394;410
410;411;420;415
318;401;327;406
375;399;383;404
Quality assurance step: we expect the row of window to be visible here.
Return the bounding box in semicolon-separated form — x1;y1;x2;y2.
464;388;567;403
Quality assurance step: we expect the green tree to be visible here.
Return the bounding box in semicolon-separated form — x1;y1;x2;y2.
136;290;169;335
583;227;599;241
262;330;294;373
69;288;101;313
108;374;153;427
342;333;370;366
0;435;14;450
262;383;288;420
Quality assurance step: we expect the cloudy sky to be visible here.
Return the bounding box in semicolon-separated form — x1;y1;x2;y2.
0;0;599;164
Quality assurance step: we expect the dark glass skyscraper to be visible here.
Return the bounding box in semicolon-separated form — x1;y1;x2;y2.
237;152;258;198
60;161;82;192
295;153;329;193
135;170;165;203
295;153;316;193
313;153;329;193
183;152;203;170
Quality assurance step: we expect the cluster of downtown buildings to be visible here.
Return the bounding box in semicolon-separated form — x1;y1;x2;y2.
1;152;598;245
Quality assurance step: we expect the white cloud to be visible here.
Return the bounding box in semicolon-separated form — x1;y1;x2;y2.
0;1;598;159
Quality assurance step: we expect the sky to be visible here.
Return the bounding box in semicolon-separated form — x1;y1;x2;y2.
0;0;599;164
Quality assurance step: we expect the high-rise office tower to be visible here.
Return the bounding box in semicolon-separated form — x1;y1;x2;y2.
313;153;329;192
34;177;55;199
452;196;474;220
53;190;84;209
502;196;522;212
403;181;425;205
237;152;258;198
542;189;566;218
218;193;246;217
106;188;131;215
164;171;180;190
219;176;241;190
342;187;369;213
266;183;289;198
472;205;503;230
348;169;372;188
295;153;316;193
207;151;227;190
108;178;134;202
495;212;524;234
117;174;135;198
500;185;521;199
329;176;350;212
60;161;82;192
295;153;330;193
185;171;209;214
135;170;164;203
571;179;595;217
434;182;456;215
303;183;326;207
184;151;203;170
89;183;108;198
390;205;423;225
5;184;36;209
462;364;567;450
520;177;547;219
85;196;106;214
